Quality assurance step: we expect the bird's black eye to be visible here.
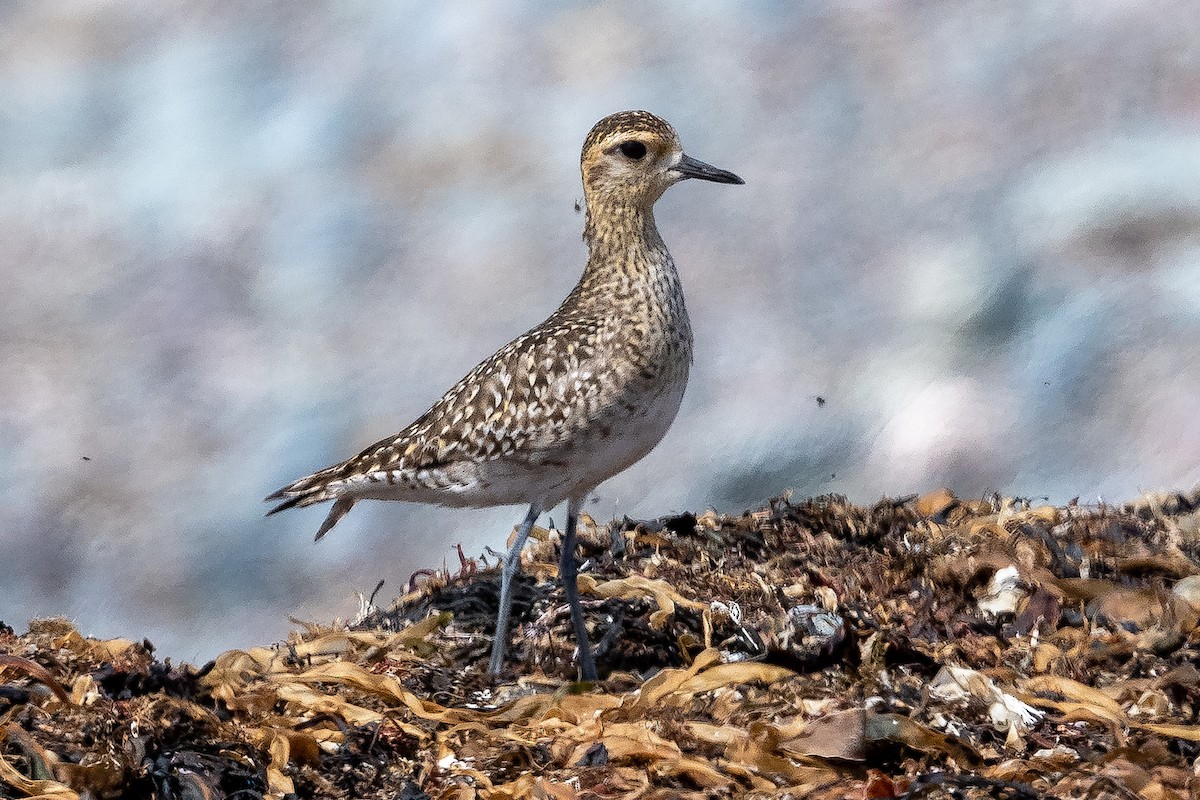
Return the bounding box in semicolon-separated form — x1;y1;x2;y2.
619;140;647;160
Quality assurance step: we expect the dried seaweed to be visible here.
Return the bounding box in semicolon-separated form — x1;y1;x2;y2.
4;488;1200;798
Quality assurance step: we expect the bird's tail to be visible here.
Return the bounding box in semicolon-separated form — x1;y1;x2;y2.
265;470;357;540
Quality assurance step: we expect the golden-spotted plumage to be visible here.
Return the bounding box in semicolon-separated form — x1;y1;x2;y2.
266;111;743;679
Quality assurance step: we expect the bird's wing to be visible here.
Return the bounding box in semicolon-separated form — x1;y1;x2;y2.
266;314;606;509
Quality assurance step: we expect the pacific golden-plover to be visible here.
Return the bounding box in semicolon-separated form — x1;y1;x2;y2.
266;110;743;680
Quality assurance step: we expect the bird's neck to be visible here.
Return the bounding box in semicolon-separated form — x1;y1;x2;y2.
572;196;691;355
580;197;671;290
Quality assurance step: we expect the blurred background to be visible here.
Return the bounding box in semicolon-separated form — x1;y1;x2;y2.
2;0;1199;662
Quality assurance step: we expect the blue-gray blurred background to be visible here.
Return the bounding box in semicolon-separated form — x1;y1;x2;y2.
3;1;1199;661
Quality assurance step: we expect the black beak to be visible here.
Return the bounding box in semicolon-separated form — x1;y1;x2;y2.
674;153;745;185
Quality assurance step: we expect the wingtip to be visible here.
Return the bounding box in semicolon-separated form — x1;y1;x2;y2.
313;496;356;541
264;494;304;517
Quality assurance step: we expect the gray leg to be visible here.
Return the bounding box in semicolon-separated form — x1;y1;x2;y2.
561;497;598;681
488;504;541;675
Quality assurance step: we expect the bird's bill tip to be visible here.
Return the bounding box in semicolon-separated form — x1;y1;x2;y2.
673;153;744;185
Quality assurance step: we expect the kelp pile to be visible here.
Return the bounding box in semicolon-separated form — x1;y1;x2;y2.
4;487;1200;798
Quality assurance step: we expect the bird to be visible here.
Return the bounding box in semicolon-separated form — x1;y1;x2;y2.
265;110;744;681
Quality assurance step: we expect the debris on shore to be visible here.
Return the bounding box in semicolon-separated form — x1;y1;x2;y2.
4;487;1200;798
